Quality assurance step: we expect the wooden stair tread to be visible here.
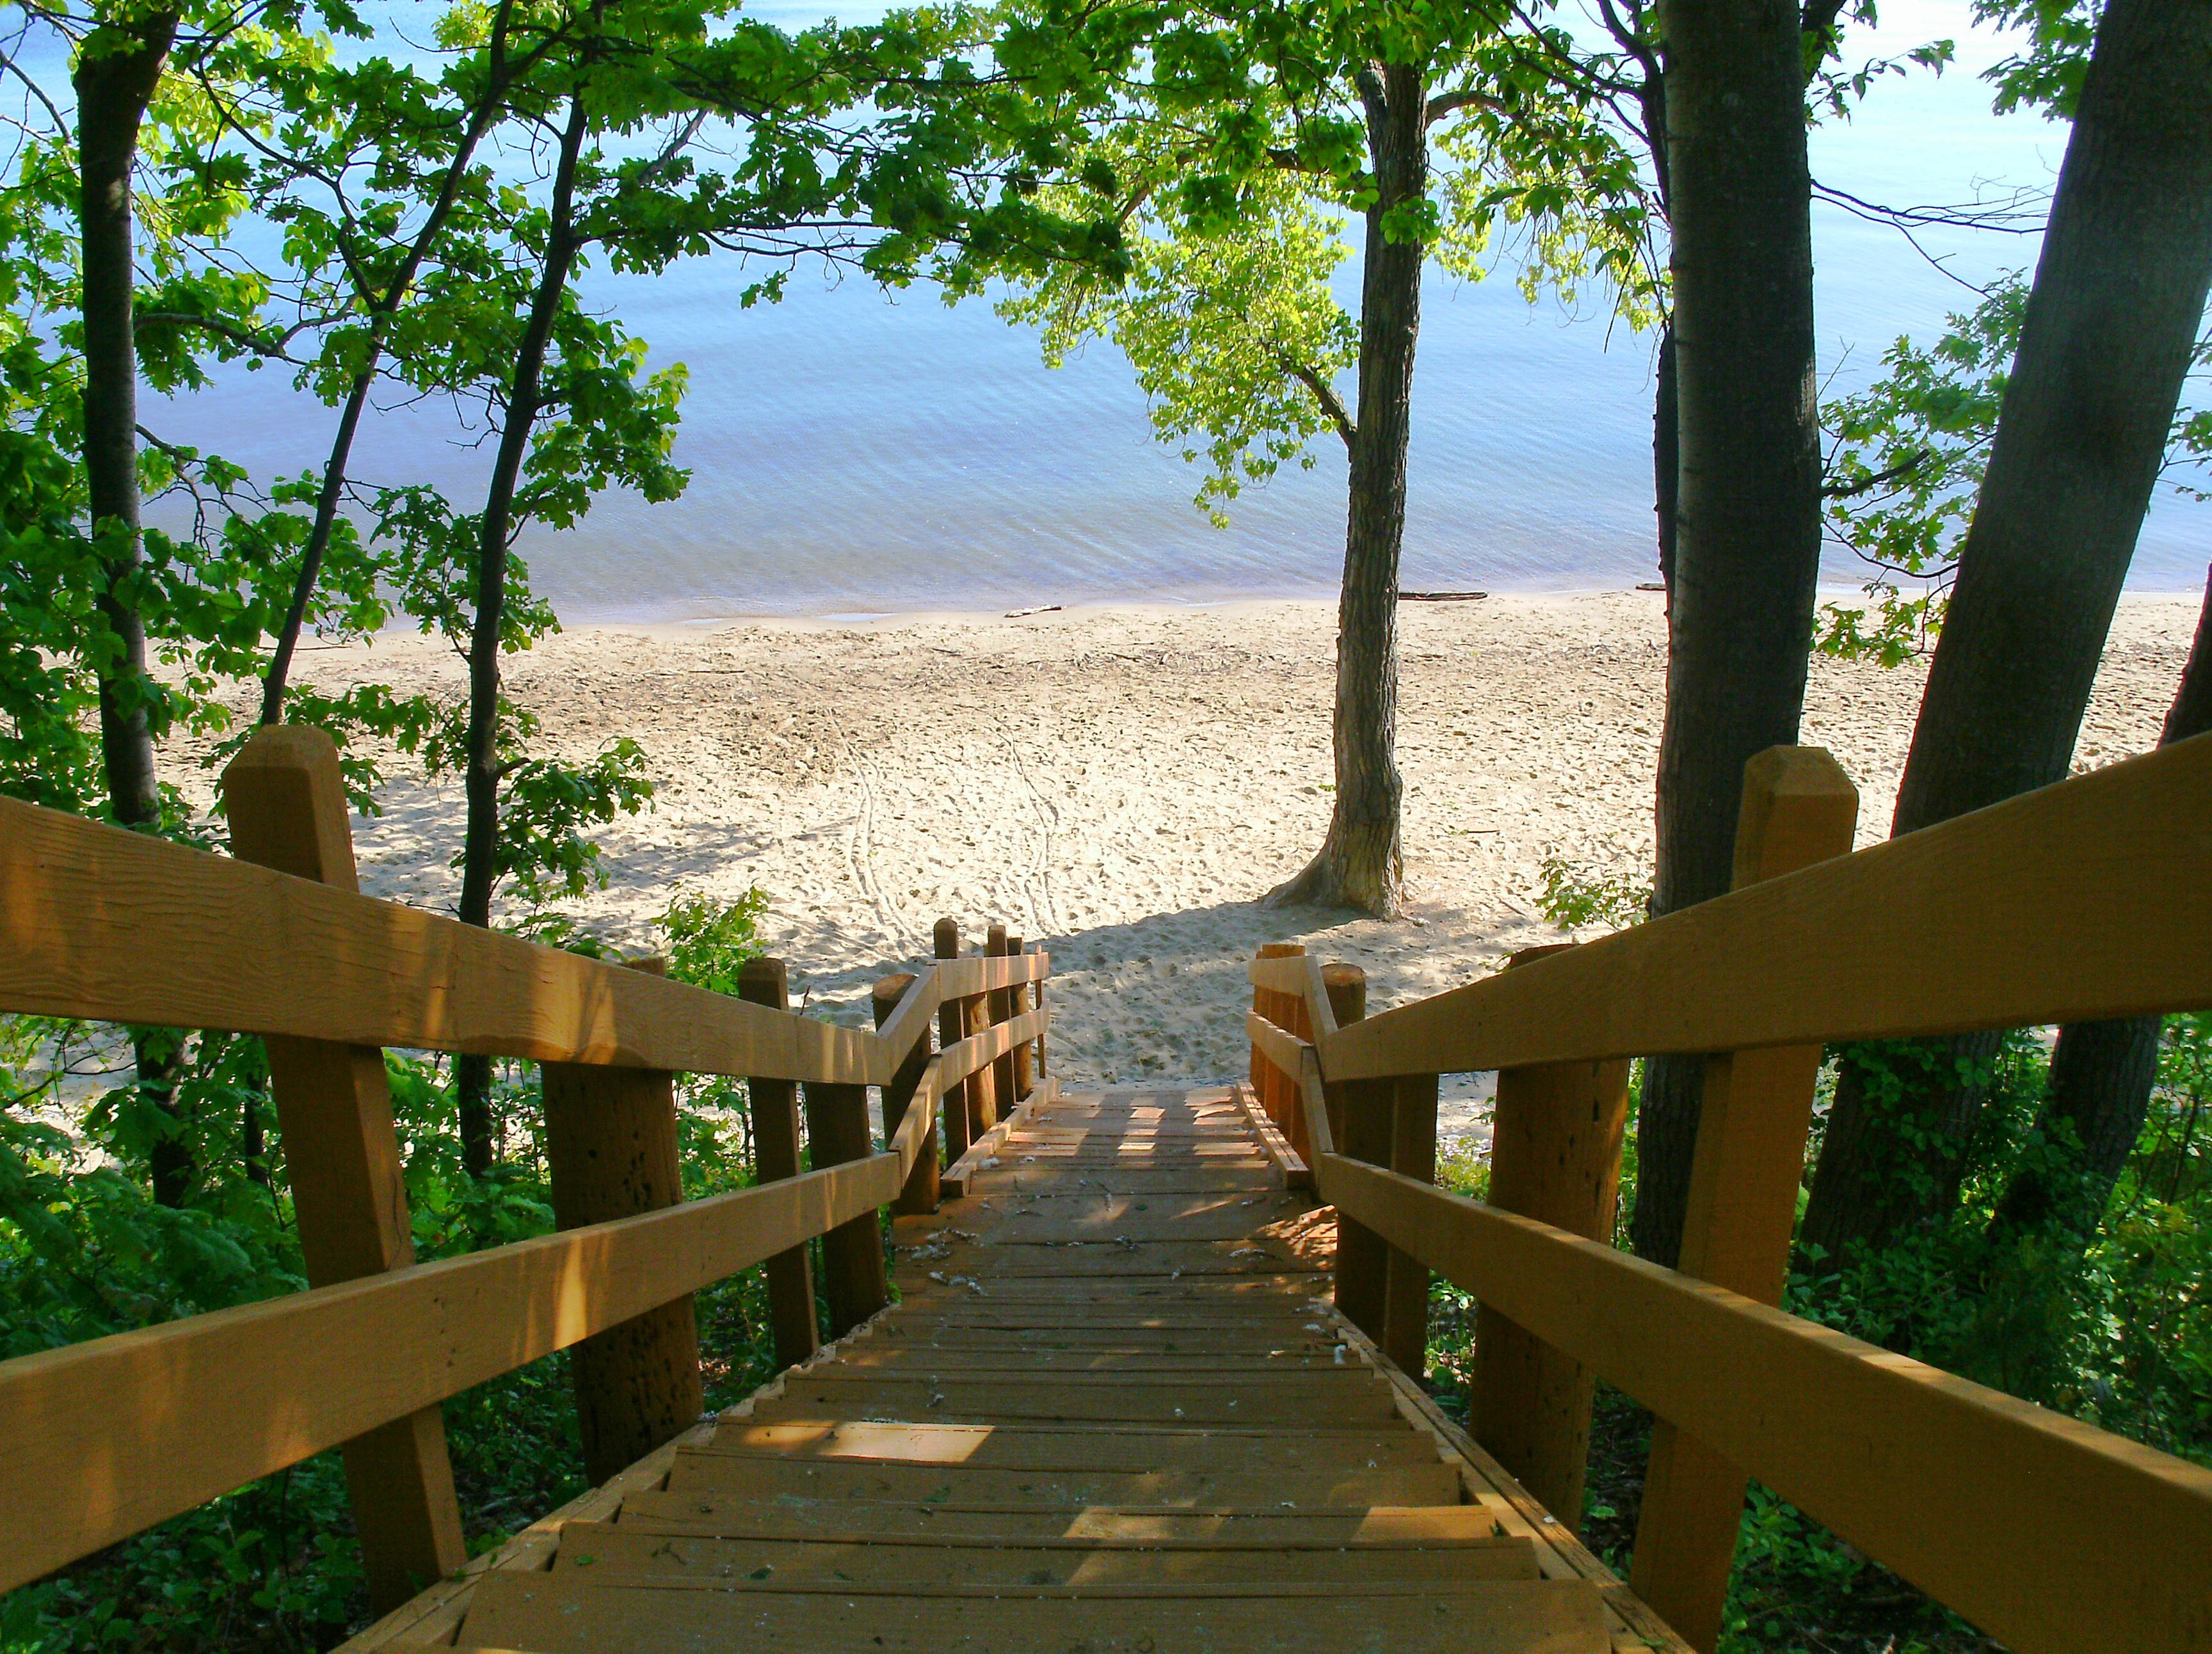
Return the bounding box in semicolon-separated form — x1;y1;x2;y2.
454;1571;1612;1652
437;1084;1643;1654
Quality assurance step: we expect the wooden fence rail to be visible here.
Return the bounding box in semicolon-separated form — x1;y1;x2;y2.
1246;736;2212;1654
0;728;1051;1605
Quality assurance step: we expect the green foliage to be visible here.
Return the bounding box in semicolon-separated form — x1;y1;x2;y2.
991;0;1656;522
1535;854;1651;931
1417;1022;2210;1654
661;887;771;998
1819;271;2209;666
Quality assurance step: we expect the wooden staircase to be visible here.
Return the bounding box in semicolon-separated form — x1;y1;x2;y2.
437;1086;1658;1653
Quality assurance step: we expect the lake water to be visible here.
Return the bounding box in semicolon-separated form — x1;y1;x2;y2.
145;1;2209;621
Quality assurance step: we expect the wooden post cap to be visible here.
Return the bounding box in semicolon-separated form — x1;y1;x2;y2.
1735;746;1859;886
934;919;960;958
737;956;787;1008
871;974;917;1020
1257;941;1305;958
987;923;1008;955
221;725;360;892
1322;963;1366;1026
1507;943;1575;970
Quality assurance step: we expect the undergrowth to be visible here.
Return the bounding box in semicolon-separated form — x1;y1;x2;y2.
1424;1022;2212;1654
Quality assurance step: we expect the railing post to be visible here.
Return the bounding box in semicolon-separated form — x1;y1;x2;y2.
221;727;466;1612
1473;942;1632;1538
964;929;998;1138
1324;964;1389;1343
987;923;1018;1116
1631;746;1859;1653
1382;1071;1440;1376
804;1070;890;1338
737;956;818;1370
1251;942;1305;1136
541;956;703;1485
1031;940;1048;1080
934;920;974;1165
873;973;937;1214
1009;933;1034;1102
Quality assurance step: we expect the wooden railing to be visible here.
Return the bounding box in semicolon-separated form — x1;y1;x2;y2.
1246;739;2212;1654
0;727;1049;1612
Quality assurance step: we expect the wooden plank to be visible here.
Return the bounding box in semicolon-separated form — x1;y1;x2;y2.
1630;746;1859;1653
1317;1153;2212;1654
454;1571;1611;1653
805;1077;890;1339
612;1502;1516;1546
684;1422;1436;1475
748;1376;1399;1426
660;1457;1463;1507
1324;735;2212;1080
873;973;938;1214
0;793;879;1081
1382;1072;1439;1377
221;727;466;1611
548;1525;1540;1585
613;1498;1497;1543
543;958;706;1488
940;1074;1054;1198
0;1153;895;1596
1475;943;1629;1539
741;958;819;1371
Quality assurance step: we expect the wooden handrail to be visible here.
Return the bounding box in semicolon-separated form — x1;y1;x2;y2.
0;794;1045;1085
1297;735;2212;1080
0;780;1057;1597
1316;1155;2212;1654
1240;739;2212;1654
0;1153;896;1596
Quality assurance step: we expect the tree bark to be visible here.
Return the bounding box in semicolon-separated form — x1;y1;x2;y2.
453;88;591;1176
1630;0;1822;1268
1267;61;1424;919
77;12;189;1207
1993;566;2212;1237
1801;0;2212;1268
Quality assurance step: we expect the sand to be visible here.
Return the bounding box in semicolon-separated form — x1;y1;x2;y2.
230;591;2199;1144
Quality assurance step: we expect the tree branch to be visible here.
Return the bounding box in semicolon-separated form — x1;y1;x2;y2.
1822;448;1931;500
1285;358;1356;450
1423;87;1508;128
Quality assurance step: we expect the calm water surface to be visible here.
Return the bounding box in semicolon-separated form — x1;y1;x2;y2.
147;1;2209;620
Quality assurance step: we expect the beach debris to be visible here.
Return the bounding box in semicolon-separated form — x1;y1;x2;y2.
1396;589;1487;602
1005;604;1064;618
1637;581;1667;591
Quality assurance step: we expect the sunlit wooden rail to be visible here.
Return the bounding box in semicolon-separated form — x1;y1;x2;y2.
1246;737;2212;1654
0;727;1048;1611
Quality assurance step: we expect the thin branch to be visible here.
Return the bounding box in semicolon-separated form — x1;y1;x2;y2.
1284;358;1356;450
1822;448;1932;500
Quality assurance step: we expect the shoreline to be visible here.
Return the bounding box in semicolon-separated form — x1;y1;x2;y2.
224;591;2199;1146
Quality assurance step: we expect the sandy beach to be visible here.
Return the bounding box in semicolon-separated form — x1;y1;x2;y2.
227;591;2198;1143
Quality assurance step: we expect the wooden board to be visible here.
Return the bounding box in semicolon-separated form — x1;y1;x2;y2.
1320;1152;2212;1654
0;1152;894;1594
652;1459;1464;1509
551;1524;1543;1584
1324;736;2212;1081
454;1571;1612;1653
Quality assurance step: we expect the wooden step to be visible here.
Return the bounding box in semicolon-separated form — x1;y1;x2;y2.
688;1421;1437;1472
550;1524;1543;1586
454;1571;1613;1653
749;1376;1399;1426
611;1500;1514;1546
662;1456;1463;1508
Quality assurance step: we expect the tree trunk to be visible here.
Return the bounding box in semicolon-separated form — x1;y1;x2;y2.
454;90;591;1176
1630;0;1823;1268
259;1;520;723
1993;565;2212;1237
1653;321;1678;592
77;13;190;1207
1801;0;2212;1268
1266;62;1424;920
